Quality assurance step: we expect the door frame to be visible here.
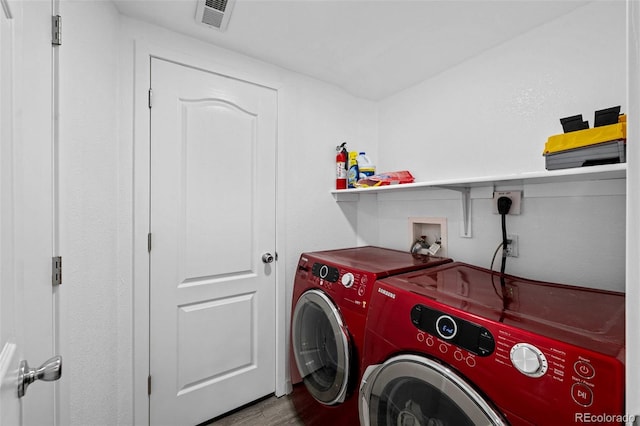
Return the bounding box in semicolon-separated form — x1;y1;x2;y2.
130;41;287;426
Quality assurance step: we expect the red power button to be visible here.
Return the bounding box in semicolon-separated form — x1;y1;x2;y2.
574;361;595;379
571;383;593;407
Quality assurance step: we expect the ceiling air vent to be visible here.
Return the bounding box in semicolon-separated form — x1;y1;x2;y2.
196;0;236;31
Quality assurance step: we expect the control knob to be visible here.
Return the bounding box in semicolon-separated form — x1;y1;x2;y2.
510;343;548;378
341;272;355;288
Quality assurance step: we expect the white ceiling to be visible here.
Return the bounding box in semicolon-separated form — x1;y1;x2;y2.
113;0;589;100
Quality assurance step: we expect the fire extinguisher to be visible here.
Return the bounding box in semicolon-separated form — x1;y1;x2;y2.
336;142;347;190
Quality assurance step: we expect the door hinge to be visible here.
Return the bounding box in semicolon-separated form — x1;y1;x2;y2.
148;88;152;109
52;256;62;286
51;15;61;46
147;375;151;395
147;233;152;252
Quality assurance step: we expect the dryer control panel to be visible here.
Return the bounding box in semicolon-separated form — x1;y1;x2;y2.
311;262;340;282
411;304;495;356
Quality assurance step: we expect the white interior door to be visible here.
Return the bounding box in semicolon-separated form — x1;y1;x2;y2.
0;0;57;425
0;2;20;422
149;57;277;426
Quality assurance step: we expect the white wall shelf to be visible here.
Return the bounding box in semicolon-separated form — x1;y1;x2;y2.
332;163;627;238
331;163;627;201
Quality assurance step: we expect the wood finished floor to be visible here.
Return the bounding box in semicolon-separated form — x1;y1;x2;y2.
204;394;304;426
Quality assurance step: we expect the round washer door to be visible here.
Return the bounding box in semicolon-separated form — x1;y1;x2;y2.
359;354;507;426
292;289;350;405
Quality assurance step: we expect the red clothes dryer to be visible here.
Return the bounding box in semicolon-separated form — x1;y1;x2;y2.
290;246;452;425
359;262;625;426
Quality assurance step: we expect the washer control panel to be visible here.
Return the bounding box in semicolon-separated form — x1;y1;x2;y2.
410;304;495;356
311;262;340;282
305;261;373;311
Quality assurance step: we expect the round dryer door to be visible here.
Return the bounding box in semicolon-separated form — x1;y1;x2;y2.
359;354;506;426
292;289;350;405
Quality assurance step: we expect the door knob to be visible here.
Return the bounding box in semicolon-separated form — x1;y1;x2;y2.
18;355;62;398
262;253;274;264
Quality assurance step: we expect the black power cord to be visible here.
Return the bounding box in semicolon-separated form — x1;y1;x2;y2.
495;196;513;321
497;196;512;275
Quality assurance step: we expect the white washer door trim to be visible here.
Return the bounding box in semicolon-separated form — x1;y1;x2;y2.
292;289;350;405
359;354;507;426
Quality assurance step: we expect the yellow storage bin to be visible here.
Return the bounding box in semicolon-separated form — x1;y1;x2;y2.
543;115;627;155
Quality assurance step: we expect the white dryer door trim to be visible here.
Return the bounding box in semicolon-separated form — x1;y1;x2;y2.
359;354;507;426
292;289;350;405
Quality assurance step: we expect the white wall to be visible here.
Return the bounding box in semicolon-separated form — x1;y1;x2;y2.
378;1;626;180
58;1;120;425
367;1;627;290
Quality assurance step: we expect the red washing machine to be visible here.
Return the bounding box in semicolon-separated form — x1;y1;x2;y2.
359;262;625;426
290;246;452;425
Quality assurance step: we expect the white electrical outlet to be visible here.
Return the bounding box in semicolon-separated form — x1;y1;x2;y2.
505;234;519;257
492;191;522;215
